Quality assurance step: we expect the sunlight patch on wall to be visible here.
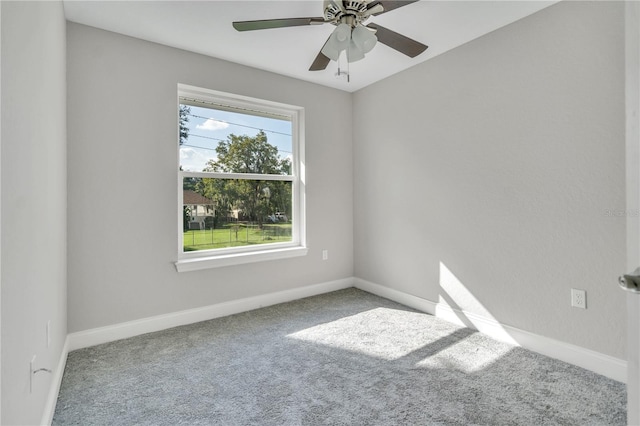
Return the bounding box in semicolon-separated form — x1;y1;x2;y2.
438;261;517;344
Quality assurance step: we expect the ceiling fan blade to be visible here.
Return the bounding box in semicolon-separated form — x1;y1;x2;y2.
309;52;331;71
366;0;419;16
366;23;428;58
233;17;325;31
309;38;332;71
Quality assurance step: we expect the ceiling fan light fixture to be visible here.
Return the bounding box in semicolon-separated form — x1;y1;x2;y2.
333;23;351;45
351;24;377;54
347;40;365;62
321;23;351;61
321;41;341;61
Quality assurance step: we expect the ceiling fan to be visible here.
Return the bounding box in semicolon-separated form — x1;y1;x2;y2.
232;0;428;72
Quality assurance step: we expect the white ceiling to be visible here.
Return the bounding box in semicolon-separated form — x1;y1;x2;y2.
62;0;557;92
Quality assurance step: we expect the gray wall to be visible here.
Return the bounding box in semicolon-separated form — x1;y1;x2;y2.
66;23;354;333
353;1;627;359
1;1;68;424
0;3;629;423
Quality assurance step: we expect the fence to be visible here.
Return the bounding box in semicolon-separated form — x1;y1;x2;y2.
183;222;292;251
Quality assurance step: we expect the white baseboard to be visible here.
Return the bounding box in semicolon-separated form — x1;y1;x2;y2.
354;277;439;315
67;277;354;351
354;278;627;383
54;274;625;425
41;336;69;426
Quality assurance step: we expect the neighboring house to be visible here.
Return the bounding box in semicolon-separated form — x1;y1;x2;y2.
183;190;214;229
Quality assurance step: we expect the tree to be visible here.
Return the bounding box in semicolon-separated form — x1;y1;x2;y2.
199;131;291;226
179;105;190;145
180;165;199;191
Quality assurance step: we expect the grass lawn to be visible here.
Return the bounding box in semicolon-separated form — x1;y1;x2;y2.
183;222;292;251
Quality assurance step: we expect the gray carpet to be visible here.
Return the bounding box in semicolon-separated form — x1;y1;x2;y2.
53;288;626;425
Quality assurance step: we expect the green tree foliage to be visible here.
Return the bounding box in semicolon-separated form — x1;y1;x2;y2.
198;131;291;226
180;165;198;190
179;105;190;145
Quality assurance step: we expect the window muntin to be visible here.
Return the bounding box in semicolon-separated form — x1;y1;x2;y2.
177;85;304;262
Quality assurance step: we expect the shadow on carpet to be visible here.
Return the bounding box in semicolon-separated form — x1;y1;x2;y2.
53;288;626;425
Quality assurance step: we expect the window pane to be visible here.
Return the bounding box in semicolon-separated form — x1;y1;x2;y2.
179;103;292;174
183;177;293;252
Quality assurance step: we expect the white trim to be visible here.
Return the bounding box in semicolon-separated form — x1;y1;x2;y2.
67;278;354;351
181;171;293;181
175;246;308;272
41;337;69;426
354;278;626;383
177;84;305;268
354;277;438;315
433;303;520;345
178;84;296;120
626;1;640;424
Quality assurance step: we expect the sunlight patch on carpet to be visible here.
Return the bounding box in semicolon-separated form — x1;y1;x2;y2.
287;307;459;361
414;337;513;373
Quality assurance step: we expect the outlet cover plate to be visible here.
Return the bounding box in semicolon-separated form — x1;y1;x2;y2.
571;288;586;309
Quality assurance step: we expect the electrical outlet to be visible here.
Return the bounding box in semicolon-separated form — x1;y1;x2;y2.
322;250;328;261
571;288;586;309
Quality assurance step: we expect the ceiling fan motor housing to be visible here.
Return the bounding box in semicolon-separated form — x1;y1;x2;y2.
324;0;370;27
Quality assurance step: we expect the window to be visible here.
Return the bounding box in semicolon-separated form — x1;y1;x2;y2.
175;85;306;272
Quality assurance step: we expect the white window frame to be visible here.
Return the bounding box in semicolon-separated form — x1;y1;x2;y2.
175;84;307;272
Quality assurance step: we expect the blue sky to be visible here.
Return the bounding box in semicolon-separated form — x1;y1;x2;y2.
179;104;292;172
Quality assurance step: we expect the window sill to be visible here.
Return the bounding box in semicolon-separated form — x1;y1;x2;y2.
175;246;308;272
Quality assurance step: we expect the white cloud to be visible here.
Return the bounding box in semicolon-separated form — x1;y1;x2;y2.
196;118;229;131
179;147;216;172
